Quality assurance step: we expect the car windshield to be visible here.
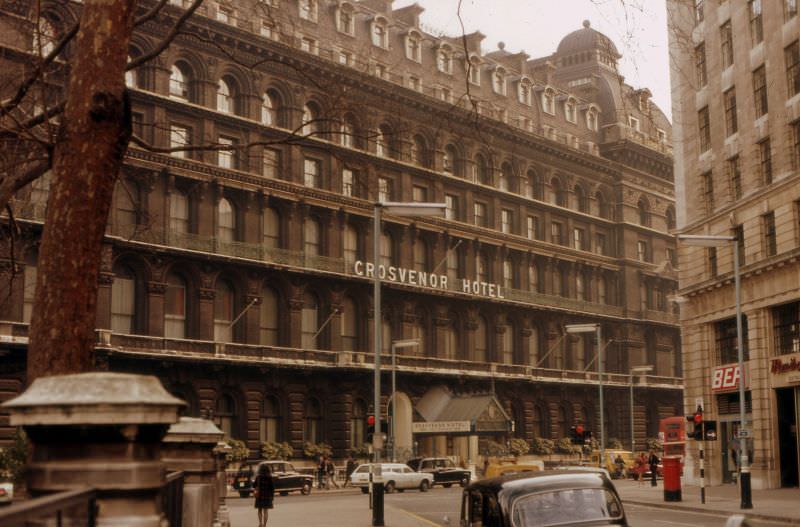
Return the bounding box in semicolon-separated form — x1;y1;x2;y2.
511;488;623;527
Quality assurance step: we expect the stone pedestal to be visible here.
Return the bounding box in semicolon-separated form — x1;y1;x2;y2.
1;373;184;527
162;417;224;527
212;441;232;527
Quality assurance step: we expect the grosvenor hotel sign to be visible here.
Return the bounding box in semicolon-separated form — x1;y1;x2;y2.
353;260;506;300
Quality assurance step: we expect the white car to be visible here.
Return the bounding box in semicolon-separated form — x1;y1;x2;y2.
351;463;433;494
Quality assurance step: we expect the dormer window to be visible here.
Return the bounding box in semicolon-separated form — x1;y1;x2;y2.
518;78;532;105
541;88;556;114
299;0;317;22
628;115;640;132
405;32;422;62
468;55;481;85
216;4;234;24
564;98;577;123
586;106;599;131
492;67;507;95
437;46;453;74
371;18;388;48
336;4;354;35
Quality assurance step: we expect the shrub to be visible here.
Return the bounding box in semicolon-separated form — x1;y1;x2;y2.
530;437;554;455
507;438;530;457
0;428;29;485
349;444;371;460
645;438;663;452
555;438;578;455
607;437;623;449
303;441;332;459
261;441;294;460
484;440;507;457
225;438;250;463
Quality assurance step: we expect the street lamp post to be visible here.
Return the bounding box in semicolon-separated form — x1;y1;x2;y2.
372;202;446;463
390;339;419;462
679;234;751;509
565;324;603;462
629;365;653;452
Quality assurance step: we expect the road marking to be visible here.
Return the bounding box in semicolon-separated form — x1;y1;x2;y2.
392;506;443;527
652;520;696;527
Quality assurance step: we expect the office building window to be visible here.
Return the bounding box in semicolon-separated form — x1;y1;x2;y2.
723;88;738;136
702;171;714;212
708;246;718;277
445;194;458;220
165;273;186;339
551;222;563;246
595;233;607;256
720;20;733;69
698;107;711;152
526;216;539;240
474;202;487;227
303;158;320;188
169;124;189;158
217;137;236;169
786;41;800;97
263;148;280;179
501;209;513;234
728;156;742;200
759;139;773;184
378;177;392;202
764;211;777;256
753;66;768;117
749;0;763;46
716;317;750;364
696;43;707;87
573;228;585;251
342;168;354;197
774;301;800;355
637;240;649;262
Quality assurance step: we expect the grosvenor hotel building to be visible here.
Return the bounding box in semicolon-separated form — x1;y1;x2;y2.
0;0;681;464
669;0;800;488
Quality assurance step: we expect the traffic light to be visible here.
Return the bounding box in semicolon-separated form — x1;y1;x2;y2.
686;406;703;440
570;424;586;444
367;415;376;438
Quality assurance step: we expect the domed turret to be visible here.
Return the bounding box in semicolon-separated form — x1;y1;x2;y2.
556;20;621;66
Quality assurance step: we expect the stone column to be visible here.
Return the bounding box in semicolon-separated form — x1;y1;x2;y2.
1;373;184;527
213;441;232;527
162;417;225;527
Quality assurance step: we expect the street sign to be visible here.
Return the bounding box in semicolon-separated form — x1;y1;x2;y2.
737;428;752;439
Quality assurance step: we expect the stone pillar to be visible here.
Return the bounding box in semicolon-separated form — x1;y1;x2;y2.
162;417;224;527
1;373;184;527
213;441;232;527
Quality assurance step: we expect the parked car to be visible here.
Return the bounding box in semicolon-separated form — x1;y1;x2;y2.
407;457;471;487
232;460;313;498
351;462;433;493
0;474;13;506
484;460;544;479
458;469;628;527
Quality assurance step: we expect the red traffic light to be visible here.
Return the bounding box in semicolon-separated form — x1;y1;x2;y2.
576;425;584;436
693;412;703;424
367;415;375;426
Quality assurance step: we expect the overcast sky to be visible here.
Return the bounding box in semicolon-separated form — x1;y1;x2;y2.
392;0;671;119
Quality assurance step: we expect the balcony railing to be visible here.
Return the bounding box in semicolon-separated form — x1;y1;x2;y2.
0;488;97;527
601;123;673;156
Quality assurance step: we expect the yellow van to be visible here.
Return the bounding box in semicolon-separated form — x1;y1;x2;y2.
587;449;634;479
484;460;544;478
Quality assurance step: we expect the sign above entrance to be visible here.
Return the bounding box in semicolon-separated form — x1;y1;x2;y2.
769;352;800;388
412;421;471;434
711;364;749;393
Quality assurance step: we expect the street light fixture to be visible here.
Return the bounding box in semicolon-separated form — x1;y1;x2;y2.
373;202;446;463
564;323;603;463
679;233;751;509
389;339;419;462
629;365;653;452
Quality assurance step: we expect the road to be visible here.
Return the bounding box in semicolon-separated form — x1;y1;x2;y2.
226;487;787;526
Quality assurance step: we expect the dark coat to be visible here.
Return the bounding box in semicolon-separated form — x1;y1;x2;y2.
254;473;275;509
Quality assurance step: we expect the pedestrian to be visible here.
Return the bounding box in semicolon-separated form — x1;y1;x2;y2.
635;452;647;486
613;454;625;479
344;455;357;487
648;449;660;487
316;455;326;489
326;457;339;489
253;463;275;527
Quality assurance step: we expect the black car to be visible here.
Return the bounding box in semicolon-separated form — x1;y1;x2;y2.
459;469;628;527
407;457;471;488
232;460;313;498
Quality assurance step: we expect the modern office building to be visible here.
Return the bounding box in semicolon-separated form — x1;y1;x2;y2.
669;0;800;487
0;0;681;464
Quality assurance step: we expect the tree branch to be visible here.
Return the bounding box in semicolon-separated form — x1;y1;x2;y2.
127;0;205;71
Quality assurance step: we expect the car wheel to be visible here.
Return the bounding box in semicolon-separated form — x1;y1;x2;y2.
385;481;396;493
361;487;370;494
238;491;250;498
301;482;312;495
419;480;430;492
443;483;452;488
460;476;470;487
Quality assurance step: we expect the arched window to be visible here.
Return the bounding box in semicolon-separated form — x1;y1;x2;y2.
443;144;457;175
301;292;320;349
304;217;320;256
501;322;514;364
260;395;282;443
304;397;323;443
518;78;532;105
493;67;507;95
341;296;357;351
475;154;490;185
111;264;136;333
125;55;137;88
551;178;566;207
301;102;320;136
411;135;427;166
503;257;513;289
413;238;428;271
499;163;512;191
216;393;239;438
165;273;187;339
596;191;610;219
217;77;234;114
475;315;488;362
170;190;189;234
542;88;556;114
371;18;388;48
33;17;57;56
344;225;358;267
169;63;191;101
262;90;279;126
666;206;676;230
263;206;280;249
115;180;138;236
260;286;279;345
437;46;453;73
530;170;544;200
638;198;650;226
574;185;588;213
351;399;367;447
217;198;236;242
380;232;393;267
214;280;235;342
565;97;577;123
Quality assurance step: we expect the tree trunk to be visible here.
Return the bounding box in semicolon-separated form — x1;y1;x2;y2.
27;0;136;381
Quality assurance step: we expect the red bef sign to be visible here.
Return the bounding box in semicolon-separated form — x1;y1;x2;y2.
711;364;748;392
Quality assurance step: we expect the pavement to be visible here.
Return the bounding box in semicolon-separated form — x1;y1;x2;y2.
614;479;800;525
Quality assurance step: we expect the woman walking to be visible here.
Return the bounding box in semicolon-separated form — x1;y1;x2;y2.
254;463;275;527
